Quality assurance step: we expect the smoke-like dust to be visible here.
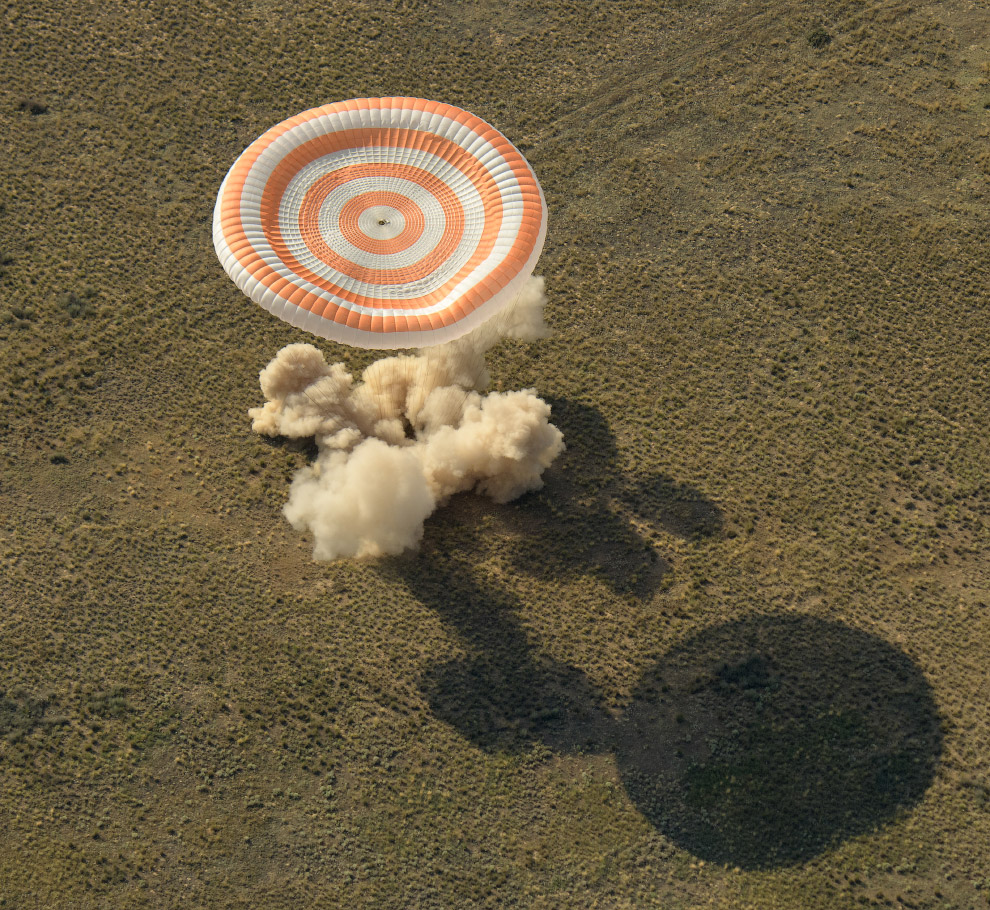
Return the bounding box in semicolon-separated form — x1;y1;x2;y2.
249;277;565;560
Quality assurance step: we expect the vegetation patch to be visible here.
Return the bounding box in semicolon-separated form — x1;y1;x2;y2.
807;26;833;49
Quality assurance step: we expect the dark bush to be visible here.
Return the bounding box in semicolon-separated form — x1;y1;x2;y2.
17;99;48;115
808;27;832;49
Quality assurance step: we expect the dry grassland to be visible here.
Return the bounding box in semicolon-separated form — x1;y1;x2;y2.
1;0;989;907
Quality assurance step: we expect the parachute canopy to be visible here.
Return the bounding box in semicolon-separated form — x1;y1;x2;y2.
213;98;548;349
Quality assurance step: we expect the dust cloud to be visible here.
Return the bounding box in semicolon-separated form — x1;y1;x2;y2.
249;277;565;560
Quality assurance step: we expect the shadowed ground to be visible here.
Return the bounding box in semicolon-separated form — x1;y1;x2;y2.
395;418;940;870
614;615;943;869
406;553;943;870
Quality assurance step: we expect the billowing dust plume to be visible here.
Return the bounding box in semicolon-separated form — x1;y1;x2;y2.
249;277;565;560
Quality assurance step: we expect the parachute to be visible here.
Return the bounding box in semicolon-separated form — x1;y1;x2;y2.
213;99;562;560
213;97;548;350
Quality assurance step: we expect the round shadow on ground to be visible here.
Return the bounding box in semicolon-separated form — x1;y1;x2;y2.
613;615;943;869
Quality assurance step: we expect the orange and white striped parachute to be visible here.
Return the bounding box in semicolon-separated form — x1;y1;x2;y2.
213;98;547;349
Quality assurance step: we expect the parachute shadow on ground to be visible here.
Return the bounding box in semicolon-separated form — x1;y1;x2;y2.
612;614;944;869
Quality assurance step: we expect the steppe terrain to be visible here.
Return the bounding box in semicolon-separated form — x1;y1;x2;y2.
1;0;988;907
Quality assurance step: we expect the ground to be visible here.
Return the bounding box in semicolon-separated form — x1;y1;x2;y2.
1;0;989;907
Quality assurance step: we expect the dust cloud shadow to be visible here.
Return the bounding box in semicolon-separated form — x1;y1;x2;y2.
408;559;610;754
493;398;724;599
620;474;725;541
613;615;943;869
390;399;725;751
257;433;319;460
